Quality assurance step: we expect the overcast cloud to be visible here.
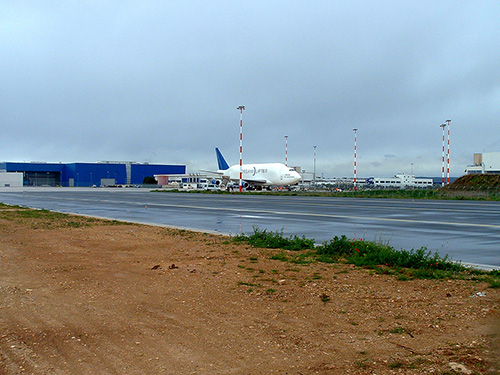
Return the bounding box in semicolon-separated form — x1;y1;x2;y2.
1;1;499;177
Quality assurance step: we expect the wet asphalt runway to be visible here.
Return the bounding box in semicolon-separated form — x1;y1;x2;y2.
0;187;499;268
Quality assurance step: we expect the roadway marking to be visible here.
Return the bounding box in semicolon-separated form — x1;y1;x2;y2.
263;197;500;215
106;199;500;230
4;193;500;230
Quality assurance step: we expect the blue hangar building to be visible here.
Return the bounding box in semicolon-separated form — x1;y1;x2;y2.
0;161;186;187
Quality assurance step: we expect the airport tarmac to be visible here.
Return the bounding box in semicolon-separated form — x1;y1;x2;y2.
0;187;499;268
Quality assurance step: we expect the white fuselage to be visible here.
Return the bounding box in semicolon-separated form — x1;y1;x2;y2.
219;163;301;187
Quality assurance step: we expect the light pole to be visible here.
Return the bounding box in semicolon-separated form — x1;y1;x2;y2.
284;135;288;166
353;128;358;191
445;119;451;184
313;145;317;188
237;105;245;192
440;123;446;187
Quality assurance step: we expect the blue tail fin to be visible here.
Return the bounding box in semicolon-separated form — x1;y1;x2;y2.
215;148;230;170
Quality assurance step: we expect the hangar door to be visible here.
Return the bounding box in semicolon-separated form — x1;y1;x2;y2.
100;178;116;186
25;172;61;187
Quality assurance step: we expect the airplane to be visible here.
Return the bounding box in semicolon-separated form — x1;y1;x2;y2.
207;148;302;190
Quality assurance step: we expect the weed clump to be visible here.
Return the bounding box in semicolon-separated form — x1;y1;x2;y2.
232;227;500;284
316;235;465;274
233;227;315;251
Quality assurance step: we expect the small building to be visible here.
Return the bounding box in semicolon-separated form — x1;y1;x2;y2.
366;174;433;189
155;173;213;189
465;152;500;174
0;172;23;187
0;161;186;187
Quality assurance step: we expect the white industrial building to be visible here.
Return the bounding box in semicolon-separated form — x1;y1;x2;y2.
367;174;433;189
0;172;23;187
155;173;215;189
464;152;500;174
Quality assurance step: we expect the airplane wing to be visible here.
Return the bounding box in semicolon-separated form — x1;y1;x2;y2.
200;166;270;187
199;170;223;176
242;178;270;186
202;174;269;186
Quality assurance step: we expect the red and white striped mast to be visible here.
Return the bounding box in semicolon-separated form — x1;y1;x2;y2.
440;123;446;187
237;105;245;192
284;135;288;166
353;128;358;191
445;119;451;185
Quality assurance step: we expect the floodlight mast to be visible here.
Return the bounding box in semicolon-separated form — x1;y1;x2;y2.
284;135;288;166
313;145;317;187
445;119;451;184
353;128;358;191
237;105;245;192
440;123;446;187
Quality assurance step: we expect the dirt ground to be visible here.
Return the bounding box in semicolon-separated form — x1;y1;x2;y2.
0;208;499;374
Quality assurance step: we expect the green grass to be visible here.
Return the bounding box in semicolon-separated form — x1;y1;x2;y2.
270;252;289;262
316;235;464;273
484;271;500;288
233;227;500;285
233;227;315;250
152;187;500;201
388;361;405;369
0;203;131;228
237;281;261;287
320;293;330;303
389;326;412;335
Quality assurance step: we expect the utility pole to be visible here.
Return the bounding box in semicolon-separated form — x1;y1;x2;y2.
445;119;451;184
237;105;245;192
284;135;288;166
440;123;446;187
313;145;317;188
353;128;358;191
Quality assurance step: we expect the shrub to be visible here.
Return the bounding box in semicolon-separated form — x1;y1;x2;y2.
233;227;315;250
232;227;500;284
315;236;465;274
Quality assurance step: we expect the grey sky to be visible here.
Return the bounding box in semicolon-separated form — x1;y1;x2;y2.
1;1;499;177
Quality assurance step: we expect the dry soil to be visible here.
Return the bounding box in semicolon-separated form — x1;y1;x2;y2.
0;207;499;374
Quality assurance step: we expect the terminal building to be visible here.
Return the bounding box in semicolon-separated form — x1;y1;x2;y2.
464;152;500;174
0;161;185;187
